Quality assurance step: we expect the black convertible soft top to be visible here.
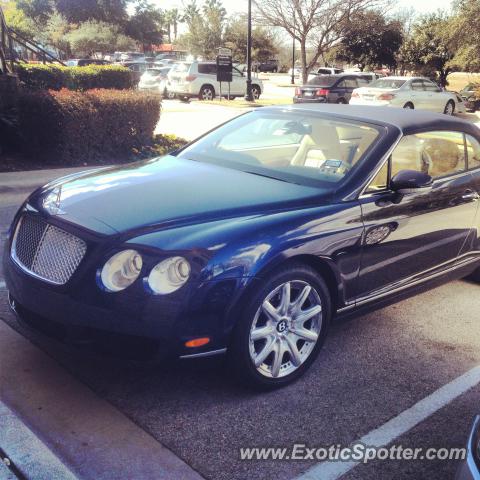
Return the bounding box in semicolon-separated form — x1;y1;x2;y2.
264;104;480;138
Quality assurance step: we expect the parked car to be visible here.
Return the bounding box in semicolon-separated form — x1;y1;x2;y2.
168;61;263;100
5;105;480;388
257;59;279;73
315;67;344;75
293;73;370;104
460;84;480;112
66;59;111;67
120;52;145;63
350;76;461;114
122;61;148;84
138;67;174;98
288;66;303;78
456;415;480;480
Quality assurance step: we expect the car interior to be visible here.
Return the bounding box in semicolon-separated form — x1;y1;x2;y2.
367;131;470;192
211;116;380;183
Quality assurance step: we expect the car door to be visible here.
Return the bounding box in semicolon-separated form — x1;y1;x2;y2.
422;80;445;112
356;130;479;301
465;134;480;252
231;67;246;95
410;79;427;109
343;77;360;101
332;79;348;102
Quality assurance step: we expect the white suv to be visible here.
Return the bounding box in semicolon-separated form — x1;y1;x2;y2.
168;61;263;100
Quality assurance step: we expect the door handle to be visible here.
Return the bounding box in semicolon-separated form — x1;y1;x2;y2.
462;190;480;201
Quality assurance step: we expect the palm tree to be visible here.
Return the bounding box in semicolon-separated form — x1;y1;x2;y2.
168;8;182;41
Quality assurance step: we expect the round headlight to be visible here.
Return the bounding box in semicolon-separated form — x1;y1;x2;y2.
100;249;143;292
147;256;191;294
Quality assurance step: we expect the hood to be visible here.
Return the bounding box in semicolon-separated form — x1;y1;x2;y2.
34;156;329;235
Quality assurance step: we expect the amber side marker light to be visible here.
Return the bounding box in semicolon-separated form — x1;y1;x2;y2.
185;337;210;348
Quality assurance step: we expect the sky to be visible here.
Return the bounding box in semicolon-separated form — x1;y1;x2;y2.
149;0;455;17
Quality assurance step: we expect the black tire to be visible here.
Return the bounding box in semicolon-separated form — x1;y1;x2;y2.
444;100;455;115
337;98;347;104
228;262;331;389
403;102;414;109
251;85;261;100
199;85;215;101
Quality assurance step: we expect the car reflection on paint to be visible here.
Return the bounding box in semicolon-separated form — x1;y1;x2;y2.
4;104;480;389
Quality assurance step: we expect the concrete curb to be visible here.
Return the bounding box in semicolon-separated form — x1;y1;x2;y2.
0;319;205;480
0;401;77;480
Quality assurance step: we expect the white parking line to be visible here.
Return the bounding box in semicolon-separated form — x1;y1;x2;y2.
0;280;5;290
296;365;480;480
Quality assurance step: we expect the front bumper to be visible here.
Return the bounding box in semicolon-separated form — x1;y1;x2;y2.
3;221;249;360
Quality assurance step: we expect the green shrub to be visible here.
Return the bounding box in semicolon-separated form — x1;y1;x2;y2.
15;64;66;90
15;64;133;91
133;134;188;159
18;88;161;163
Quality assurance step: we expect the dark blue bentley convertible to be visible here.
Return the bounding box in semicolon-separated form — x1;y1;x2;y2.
4;105;480;388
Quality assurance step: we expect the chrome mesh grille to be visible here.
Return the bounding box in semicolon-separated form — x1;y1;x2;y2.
11;215;87;284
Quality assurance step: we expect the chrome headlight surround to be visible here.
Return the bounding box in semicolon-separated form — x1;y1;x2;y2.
146;256;191;295
99;249;143;292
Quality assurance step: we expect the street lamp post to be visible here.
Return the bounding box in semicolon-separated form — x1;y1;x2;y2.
244;0;254;101
291;10;295;85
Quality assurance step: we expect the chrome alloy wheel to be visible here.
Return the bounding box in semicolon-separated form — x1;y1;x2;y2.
249;280;322;378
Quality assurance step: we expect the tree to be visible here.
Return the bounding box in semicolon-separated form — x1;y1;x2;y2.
224;15;278;62
54;0;128;24
201;0;226;57
66;20;134;56
176;0;226;58
164;8;182;42
125;1;163;51
254;0;381;83
449;0;480;72
44;10;71;57
16;0;53;23
2;0;39;38
336;11;403;71
398;13;455;86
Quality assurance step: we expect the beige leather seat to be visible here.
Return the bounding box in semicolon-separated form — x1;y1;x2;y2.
291;125;343;168
422;138;463;177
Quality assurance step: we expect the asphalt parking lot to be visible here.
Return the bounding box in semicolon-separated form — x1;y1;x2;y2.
1;167;480;480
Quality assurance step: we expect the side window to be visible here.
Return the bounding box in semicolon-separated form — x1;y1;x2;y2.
345;78;358;88
198;64;216;75
423;80;441;92
357;77;369;86
365;131;467;193
365;161;389;193
336;80;346;88
392;131;466;178
466;135;480;170
411;80;424;91
232;68;243;77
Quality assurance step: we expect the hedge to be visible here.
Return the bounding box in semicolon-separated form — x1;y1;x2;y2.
15;64;134;91
18;88;161;163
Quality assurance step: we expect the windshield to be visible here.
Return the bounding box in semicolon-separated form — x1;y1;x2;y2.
178;111;381;187
171;62;191;73
306;75;337;86
369;78;406;89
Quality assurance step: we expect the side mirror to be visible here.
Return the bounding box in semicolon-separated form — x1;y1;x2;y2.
390;170;433;194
